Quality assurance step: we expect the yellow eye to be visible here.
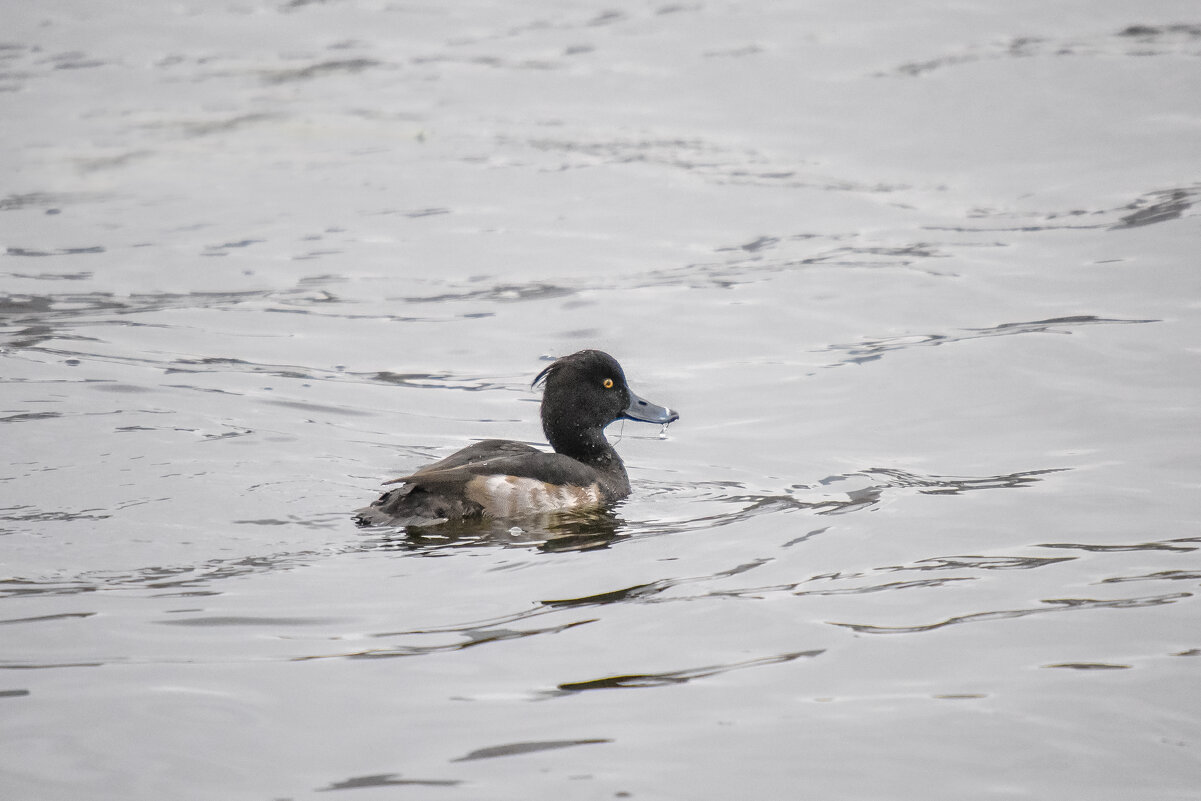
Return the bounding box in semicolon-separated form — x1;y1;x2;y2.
603;378;614;389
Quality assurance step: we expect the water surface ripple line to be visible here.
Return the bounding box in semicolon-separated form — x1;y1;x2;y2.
549;649;825;695
819;316;1158;367
829;592;1192;634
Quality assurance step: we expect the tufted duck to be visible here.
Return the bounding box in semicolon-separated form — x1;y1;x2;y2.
354;350;678;526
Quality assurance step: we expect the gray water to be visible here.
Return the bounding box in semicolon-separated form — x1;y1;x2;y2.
3;1;1200;799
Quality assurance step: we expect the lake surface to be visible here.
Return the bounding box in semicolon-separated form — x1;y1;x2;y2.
3;1;1200;798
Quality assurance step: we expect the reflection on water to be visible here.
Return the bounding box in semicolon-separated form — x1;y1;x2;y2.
885;23;1201;77
364;506;626;553
923;184;1201;233
317;773;461;791
831;592;1192;635
451;738;611;762
300;617;596;663
552;649;824;694
821;317;1156;367
1038;536;1201;553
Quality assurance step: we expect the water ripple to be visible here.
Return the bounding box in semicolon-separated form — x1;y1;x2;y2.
1099;569;1201;584
261;59;383;84
626;466;1065;538
317;773;460;791
927;184;1200;234
883;25;1201;78
1044;662;1131;670
880;554;1076;573
452;738;610;762
297;618;596;662
1038;536;1200;553
820;316;1157;367
513;132;911;194
0;548;335;598
829;592;1191;635
550;649;824;694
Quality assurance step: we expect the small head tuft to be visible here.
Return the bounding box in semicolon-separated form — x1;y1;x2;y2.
532;349;623;390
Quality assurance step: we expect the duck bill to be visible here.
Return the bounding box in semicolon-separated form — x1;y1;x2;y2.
622;390;679;424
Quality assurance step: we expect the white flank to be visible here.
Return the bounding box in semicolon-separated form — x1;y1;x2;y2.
470;475;601;518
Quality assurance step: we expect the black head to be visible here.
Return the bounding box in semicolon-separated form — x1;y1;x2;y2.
533;350;677;460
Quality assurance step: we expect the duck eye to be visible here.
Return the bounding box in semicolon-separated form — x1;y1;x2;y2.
603;378;614;389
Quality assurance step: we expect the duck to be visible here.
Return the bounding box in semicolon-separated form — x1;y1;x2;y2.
354;349;678;527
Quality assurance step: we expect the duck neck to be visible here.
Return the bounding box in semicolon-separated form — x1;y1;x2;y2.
548;425;618;466
545;425;631;499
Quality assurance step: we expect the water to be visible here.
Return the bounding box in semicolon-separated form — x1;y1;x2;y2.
3;1;1200;798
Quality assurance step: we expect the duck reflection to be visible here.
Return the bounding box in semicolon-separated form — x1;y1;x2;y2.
365;506;625;554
